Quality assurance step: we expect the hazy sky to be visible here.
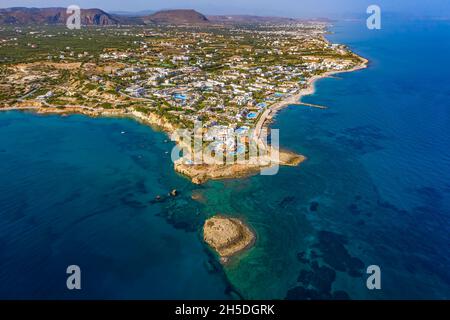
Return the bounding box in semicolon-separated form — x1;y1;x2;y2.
1;0;450;18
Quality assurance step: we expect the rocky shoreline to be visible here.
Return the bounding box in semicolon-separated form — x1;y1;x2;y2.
175;151;305;184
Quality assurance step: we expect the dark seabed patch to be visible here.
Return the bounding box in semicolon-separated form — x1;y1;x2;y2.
155;195;206;232
334;125;388;154
309;201;319;212
314;231;365;277
287;230;365;300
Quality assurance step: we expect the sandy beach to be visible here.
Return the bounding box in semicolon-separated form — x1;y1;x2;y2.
254;56;369;142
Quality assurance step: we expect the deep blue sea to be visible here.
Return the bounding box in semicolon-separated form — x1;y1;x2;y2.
0;17;449;299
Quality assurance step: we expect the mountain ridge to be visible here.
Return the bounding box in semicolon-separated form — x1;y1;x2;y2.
0;7;320;26
0;7;119;25
144;9;209;24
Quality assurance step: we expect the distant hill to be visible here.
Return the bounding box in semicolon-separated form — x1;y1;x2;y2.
0;7;119;25
208;14;299;24
109;9;155;17
0;7;322;26
144;9;209;24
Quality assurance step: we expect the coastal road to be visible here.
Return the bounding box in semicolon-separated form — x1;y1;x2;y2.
253;93;303;144
253;108;272;144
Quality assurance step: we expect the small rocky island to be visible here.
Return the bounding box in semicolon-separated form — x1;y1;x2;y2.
203;215;255;263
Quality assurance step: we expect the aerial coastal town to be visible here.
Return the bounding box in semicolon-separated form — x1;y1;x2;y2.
0;11;366;183
1;5;448;304
0;7;377;285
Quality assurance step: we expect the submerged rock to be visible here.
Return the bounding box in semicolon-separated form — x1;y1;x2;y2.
150;194;168;204
296;251;309;264
315;230;365;277
297;262;336;294
332;290;351;300
191;190;206;203
156;198;205;232
285;286;332;300
309;201;319;212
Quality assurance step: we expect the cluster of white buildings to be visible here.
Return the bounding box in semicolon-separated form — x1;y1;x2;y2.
203;125;251;155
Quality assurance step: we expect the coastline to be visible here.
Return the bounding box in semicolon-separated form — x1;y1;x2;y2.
0;44;368;186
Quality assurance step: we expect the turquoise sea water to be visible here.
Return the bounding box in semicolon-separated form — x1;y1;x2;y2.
0;113;232;299
1;18;449;299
